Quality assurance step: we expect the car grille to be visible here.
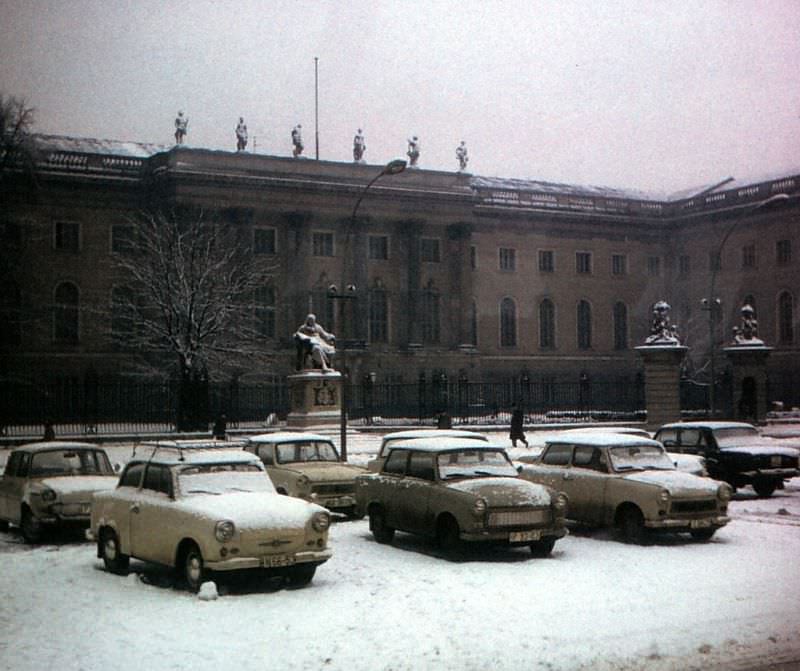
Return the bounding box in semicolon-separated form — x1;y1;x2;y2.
53;502;92;517
761;455;798;468
670;499;717;514
311;483;354;496
488;508;550;528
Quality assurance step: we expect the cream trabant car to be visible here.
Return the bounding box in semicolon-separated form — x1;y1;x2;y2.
244;432;366;518
88;441;332;591
0;441;118;543
356;437;568;557
518;433;731;543
367;429;489;472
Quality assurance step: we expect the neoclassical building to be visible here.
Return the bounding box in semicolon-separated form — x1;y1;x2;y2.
2;134;798;409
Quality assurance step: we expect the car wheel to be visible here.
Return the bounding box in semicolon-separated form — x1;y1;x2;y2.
369;507;395;544
690;528;716;541
437;515;461;555
0;519;9;532
100;528;130;575
181;543;206;593
20;507;43;544
530;538;556;557
287;563;317;587
617;506;647;544
753;480;777;498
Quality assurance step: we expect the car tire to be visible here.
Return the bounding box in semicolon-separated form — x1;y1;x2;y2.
437;515;461;556
530;538;556;557
181;542;206;593
690;528;716;541
0;519;9;532
287;563;317;587
100;528;130;575
753;480;777;498
369;507;395;544
20;507;43;544
617;506;647;545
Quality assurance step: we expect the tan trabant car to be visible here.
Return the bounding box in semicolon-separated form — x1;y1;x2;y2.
367;429;489;472
518;433;731;543
244;432;366;518
356;437;568;557
0;441;118;543
88;441;332;591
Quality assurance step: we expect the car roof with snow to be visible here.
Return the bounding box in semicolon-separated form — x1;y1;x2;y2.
545;433;663;448
560;427;650;437
246;432;333;444
132;440;257;466
13;441;104;453
381;429;488;443
657;421;757;431
388;437;507;453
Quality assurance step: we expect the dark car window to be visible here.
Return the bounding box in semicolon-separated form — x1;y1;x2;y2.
119;462;145;488
17;453;30;477
573;446;606;472
542;444;572;465
383;449;408;475
680;429;702;446
407;452;435;481
143;464;172;495
256;445;274;466
656;428;678;446
3;452;21;477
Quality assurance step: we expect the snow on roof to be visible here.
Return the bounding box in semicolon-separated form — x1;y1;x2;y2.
546;433;661;447
246;432;332;444
16;441;102;453
658;421;757;430
471;175;663;202
389;437;507;452
132;442;255;465
32;133;169;158
381;429;488;443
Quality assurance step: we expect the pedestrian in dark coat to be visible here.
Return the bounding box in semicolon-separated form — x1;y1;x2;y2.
509;405;528;447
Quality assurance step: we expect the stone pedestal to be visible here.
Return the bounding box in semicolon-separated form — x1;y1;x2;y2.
636;345;688;430
723;345;772;422
286;371;342;428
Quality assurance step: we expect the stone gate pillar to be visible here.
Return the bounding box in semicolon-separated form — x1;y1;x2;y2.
723;303;772;422
287;371;342;428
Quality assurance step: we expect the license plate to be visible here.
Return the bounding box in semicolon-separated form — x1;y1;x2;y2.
510;530;541;542
690;519;712;529
262;554;295;568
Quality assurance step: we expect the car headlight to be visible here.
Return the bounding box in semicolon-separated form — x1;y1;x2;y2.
214;520;236;543
41;488;57;503
312;511;330;532
718;484;732;502
296;475;311;491
553;493;568;514
472;498;487;516
658;489;670;504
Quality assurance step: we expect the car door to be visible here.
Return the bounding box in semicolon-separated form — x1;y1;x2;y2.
566;446;609;525
129;463;174;565
0;452;23;522
393;451;435;535
379;449;409;530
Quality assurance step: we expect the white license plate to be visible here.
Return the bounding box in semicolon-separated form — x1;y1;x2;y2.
510;530;541;542
262;554;295;568
690;519;712;529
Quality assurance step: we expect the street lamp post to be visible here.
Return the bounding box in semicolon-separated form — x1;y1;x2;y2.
331;158;407;461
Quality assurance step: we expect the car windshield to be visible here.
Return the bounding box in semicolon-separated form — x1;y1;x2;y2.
177;463;275;495
275;441;339;464
608;444;675;472
438;449;517;479
714;426;760;447
29;449;114;477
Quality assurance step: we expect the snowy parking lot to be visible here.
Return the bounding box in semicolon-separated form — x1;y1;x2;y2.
1;431;799;671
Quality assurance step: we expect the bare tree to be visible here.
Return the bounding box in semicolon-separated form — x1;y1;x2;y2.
0;93;37;185
113;208;275;430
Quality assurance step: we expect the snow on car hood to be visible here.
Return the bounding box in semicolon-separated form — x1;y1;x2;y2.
447;477;552;506
622;470;720;495
40;475;118;495
176;491;325;530
278;462;366;481
720;445;799;458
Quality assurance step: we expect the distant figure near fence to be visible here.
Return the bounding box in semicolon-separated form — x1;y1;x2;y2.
509;405;528;447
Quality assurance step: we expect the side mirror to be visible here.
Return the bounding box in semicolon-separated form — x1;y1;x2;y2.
516;464;523;474
114;463;122;473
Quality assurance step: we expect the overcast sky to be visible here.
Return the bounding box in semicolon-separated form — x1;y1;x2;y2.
1;0;798;196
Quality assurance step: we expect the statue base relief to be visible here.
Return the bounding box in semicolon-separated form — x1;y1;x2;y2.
286;370;343;428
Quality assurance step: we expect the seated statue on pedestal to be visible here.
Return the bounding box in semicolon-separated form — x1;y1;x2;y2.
645;300;680;345
732;304;763;345
294;314;336;372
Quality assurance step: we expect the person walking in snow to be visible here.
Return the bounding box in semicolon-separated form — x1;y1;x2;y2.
509;404;528;448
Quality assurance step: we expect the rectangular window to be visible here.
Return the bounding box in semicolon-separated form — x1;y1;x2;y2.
538;250;554;272
54;221;80;252
254;228;276;255
679;255;691;277
499;247;516;271
421;238;440;263
576;251;592;274
611;254;627;276
254;286;276;338
777;239;792;266
111;225;135;254
312;231;334;257
647;256;661;277
369;289;388;343
368;235;389;260
742;244;756;269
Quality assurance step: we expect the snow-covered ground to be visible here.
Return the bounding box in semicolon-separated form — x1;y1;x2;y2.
1;430;799;671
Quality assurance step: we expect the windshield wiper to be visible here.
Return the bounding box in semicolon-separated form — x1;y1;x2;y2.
185;489;220;495
614;465;643;472
442;472;468;479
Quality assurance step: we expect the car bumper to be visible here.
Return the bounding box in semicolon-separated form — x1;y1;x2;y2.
313;495;357;511
645;515;730;531
205;548;333;572
738;469;798;479
461;525;568;544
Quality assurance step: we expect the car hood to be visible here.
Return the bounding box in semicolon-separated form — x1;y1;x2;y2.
39;475;119;496
720;444;799;458
277;462;366;481
176;491;326;530
446;477;552;507
621;470;720;496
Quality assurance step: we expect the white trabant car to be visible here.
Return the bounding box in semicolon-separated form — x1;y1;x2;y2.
88;440;332;591
244;432;366;517
518;433;731;543
0;441;118;543
367;429;489;472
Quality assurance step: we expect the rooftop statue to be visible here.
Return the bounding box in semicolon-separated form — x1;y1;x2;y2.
291;124;304;158
294;314;336;372
407;136;420;167
456;140;468;171
174;111;188;145
353;129;366;163
644;300;680;345
235;117;248;152
732;304;764;345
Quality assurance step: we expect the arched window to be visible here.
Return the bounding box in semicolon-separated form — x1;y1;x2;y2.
500;297;517;347
539;299;555;349
54;282;79;344
369;288;388;343
613;301;628;350
421;288;440;344
577;300;592;350
778;291;794;344
0;281;22;347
